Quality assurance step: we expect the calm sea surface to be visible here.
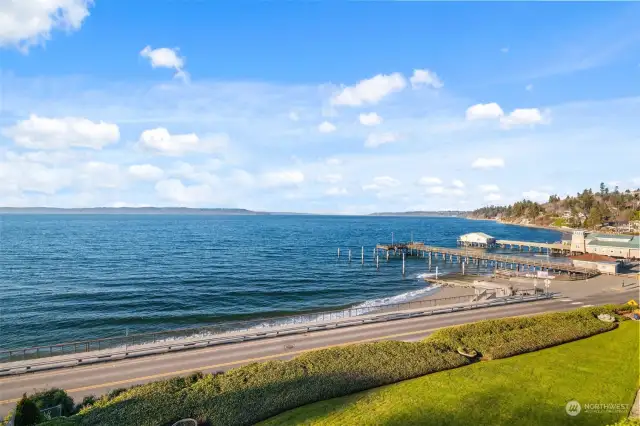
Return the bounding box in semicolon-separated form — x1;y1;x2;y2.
0;215;561;349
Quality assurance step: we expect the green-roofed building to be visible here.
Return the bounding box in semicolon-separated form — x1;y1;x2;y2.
570;230;640;259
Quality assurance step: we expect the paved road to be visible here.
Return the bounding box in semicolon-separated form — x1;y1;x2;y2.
0;289;636;416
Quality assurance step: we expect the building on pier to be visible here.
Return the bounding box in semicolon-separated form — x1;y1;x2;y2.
457;232;496;248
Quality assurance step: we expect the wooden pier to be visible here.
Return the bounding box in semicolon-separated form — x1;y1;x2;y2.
373;242;596;277
495;239;569;254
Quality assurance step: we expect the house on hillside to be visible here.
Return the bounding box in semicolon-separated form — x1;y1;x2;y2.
458;232;496;248
570;253;619;275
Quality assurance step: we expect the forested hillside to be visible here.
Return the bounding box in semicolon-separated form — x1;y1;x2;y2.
470;183;640;231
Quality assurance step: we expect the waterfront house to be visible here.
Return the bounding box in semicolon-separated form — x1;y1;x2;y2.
570;230;640;260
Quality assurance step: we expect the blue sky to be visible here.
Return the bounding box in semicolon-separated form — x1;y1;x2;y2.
1;1;639;213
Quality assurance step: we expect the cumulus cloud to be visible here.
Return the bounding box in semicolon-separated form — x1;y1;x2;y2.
2;114;119;150
261;170;304;188
138;127;228;156
0;0;92;50
78;161;124;189
318;174;342;184
500;108;546;128
362;176;400;191
410;69;443;89
325;187;348;196
140;45;189;81
318;121;336;133
155;179;215;206
472;157;505;169
484;193;502;202
359;112;383;126
331;73;407;106
522;190;550;202
479;184;500;192
465;103;505;121
425;186;445;194
0;158;73;194
452;179;465;188
418;177;443;186
364;132;399;148
128;164;164;181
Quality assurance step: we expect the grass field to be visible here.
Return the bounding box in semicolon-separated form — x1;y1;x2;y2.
261;321;640;426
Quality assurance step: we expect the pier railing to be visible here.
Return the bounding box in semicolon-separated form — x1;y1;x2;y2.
0;293;480;363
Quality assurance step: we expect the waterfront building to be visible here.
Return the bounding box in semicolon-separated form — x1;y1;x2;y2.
458;232;496;248
570;230;640;260
570;253;619;274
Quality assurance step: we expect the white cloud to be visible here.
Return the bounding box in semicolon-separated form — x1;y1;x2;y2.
359;112;383;126
472;157;505;169
451;188;465;196
331;73;407;106
318;121;336;133
79;161;123;189
325;157;342;166
0;158;73;194
484;193;502;202
465;103;505;121
128;164;164;181
0;0;92;50
410;69;443;89
479;184;500;192
138;127;228;156
155;179;215;206
140;45;189;81
425;186;445;194
2;114;119;150
325;187;348;196
525;84;534;92
362;176;400;191
288;111;299;121
364;132;399;148
452;179;465;188
500;108;546;128
261;170;305;188
522;190;550;202
318;173;342;184
418;177;443;186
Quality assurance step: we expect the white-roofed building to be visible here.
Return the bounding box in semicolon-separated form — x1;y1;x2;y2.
458;232;496;248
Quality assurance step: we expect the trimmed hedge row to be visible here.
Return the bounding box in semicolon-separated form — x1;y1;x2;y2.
427;304;626;360
40;304;630;426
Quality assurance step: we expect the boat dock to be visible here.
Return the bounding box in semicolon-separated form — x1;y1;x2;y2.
373;242;595;277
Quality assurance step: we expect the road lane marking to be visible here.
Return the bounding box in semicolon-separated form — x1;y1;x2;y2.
570;302;583;305
560;299;573;302
0;326;444;406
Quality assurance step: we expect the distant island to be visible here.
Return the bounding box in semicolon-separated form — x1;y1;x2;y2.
369;211;468;217
0;207;268;215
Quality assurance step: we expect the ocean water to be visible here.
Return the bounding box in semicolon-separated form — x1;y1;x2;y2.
0;215;561;349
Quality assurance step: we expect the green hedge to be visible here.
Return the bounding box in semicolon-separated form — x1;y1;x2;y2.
426;305;625;360
40;304;630;426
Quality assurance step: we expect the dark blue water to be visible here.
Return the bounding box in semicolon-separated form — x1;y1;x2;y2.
0;215;561;349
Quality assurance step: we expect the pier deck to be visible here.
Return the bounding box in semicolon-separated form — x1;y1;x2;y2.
374;242;596;277
495;239;568;253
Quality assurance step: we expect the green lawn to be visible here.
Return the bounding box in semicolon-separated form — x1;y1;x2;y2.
261;321;640;426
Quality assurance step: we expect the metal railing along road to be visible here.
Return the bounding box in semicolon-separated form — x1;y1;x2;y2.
0;293;555;375
0;294;477;363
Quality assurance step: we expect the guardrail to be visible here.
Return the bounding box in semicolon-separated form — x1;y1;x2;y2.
1;294;479;363
0;293;555;376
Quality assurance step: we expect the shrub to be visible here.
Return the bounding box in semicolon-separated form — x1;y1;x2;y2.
607;419;640;426
40;305;628;426
30;388;75;417
426;306;620;360
14;394;42;426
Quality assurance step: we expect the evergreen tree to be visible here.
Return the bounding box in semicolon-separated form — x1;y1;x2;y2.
14;394;42;426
